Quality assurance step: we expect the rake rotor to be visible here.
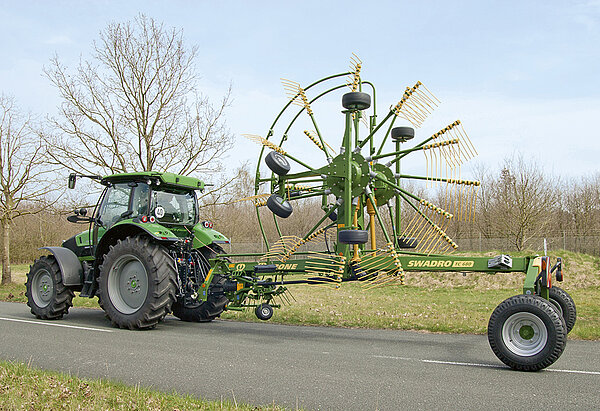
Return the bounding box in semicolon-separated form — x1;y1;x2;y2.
245;55;481;286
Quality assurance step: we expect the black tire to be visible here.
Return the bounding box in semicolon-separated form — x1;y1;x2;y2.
25;256;74;320
397;237;418;248
548;287;576;334
342;92;371;110
171;245;229;323
255;303;273;321
267;194;293;218
391;126;415;142
328;209;338;222
338;229;369;245
265;151;290;176
488;295;567;371
98;237;177;330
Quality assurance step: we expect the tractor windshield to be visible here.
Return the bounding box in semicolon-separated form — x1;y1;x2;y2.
150;189;197;225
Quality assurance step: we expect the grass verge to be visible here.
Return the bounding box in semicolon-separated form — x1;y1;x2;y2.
220;283;600;339
0;360;283;410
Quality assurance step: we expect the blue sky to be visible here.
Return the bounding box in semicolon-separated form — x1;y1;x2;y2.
1;0;599;179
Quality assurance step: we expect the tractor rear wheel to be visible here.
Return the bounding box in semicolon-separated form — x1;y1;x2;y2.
488;294;566;371
26;256;74;319
98;237;177;330
171;245;228;322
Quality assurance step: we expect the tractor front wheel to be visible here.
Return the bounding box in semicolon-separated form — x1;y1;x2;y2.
171;245;228;323
98;237;177;330
488;295;566;371
26;256;74;319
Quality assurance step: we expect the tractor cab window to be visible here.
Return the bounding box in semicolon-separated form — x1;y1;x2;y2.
98;183;131;229
150;189;197;225
131;183;150;218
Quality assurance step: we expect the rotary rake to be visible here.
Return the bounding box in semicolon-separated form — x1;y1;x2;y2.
205;55;574;371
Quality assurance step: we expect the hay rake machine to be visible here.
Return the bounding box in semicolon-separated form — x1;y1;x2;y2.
206;56;574;371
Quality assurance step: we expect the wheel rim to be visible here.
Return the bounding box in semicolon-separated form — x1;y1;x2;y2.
108;254;148;314
261;307;270;317
502;312;548;356
31;269;54;308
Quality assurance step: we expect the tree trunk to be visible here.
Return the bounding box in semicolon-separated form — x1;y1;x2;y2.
1;218;11;284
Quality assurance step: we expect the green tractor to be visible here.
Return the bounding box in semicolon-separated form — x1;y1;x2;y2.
25;171;230;329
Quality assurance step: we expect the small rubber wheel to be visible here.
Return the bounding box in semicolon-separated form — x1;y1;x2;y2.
267;194;293;218
391;127;415;142
488;294;567;371
265;151;290;176
342;92;371;110
338;229;369;245
255;303;273;321
26;256;74;320
548;286;576;334
328;209;338;222
397;237;418;248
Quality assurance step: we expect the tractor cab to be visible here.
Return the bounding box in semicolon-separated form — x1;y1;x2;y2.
63;172;228;258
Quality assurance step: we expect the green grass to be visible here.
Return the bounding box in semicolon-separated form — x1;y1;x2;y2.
220;283;600;339
0;360;284;410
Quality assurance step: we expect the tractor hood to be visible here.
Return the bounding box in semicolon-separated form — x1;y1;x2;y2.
191;223;230;248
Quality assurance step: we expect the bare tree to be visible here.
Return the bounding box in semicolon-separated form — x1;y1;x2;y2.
484;156;553;251
44;14;233;176
0;95;56;284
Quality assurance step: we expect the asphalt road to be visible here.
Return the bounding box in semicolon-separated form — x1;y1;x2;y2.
1;301;599;410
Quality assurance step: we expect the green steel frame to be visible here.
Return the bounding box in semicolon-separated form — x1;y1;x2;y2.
203;70;558;313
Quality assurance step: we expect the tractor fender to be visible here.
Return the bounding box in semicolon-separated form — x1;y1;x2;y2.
192;224;230;248
40;246;83;286
95;222;179;263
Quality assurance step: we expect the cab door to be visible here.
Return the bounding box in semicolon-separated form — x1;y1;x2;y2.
92;183;134;247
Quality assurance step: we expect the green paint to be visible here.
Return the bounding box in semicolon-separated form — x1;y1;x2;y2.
519;325;535;340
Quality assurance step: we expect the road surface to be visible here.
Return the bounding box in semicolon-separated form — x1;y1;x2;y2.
1;301;598;410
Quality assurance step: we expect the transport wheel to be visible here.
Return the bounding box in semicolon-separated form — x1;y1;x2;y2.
338;229;369;245
26;256;74;319
255;303;274;321
548;286;576;334
488;294;566;371
98;237;177;330
172;245;229;323
265;151;291;176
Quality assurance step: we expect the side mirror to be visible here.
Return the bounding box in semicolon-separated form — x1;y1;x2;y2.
68;174;77;189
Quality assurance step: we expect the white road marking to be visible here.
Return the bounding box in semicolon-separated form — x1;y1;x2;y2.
546;368;600;376
0;317;113;333
372;355;600;376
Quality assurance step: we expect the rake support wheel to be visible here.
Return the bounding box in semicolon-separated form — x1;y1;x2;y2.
265;151;290;176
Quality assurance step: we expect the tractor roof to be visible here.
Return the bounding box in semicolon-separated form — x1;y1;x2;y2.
101;172;205;190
